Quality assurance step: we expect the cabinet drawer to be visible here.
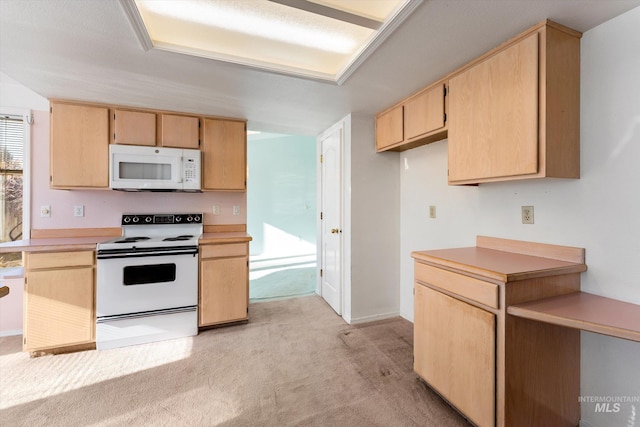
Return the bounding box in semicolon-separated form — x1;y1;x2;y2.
414;262;498;309
27;251;95;270
200;243;247;259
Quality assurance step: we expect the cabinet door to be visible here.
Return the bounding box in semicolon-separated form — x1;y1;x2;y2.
199;257;248;326
448;32;539;182
50;103;109;188
404;83;446;140
414;284;495;427
375;105;403;151
111;109;156;146
157;114;200;149
24;267;95;351
201;119;246;191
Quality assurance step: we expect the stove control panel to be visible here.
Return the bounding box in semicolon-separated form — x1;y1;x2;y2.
121;213;203;225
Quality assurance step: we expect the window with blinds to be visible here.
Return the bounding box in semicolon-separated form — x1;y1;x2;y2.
1;114;24;255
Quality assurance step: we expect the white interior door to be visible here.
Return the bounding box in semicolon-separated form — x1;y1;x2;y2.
320;125;343;315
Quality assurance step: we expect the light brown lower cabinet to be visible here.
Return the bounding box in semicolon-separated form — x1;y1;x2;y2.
199;243;249;327
413;236;586;427
23;251;96;353
414;284;495;427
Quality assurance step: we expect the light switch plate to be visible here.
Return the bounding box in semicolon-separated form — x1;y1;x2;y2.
233;205;241;216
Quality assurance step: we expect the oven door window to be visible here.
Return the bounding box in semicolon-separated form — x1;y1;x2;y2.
123;263;176;286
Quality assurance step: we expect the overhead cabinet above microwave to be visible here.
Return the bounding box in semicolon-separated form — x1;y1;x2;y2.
49;100;247;191
110;109;200;149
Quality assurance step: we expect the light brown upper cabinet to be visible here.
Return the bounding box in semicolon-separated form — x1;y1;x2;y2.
201;118;247;191
404;82;447;141
157;113;200;149
50;101;109;188
375;80;448;152
448;22;581;184
375;105;403;151
110;109;156;146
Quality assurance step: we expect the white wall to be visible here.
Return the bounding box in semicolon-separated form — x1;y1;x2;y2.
348;114;400;323
0;72;49;111
399;7;640;427
326;113;400;324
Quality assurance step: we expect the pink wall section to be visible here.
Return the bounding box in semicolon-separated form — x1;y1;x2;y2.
0;275;23;335
30;110;247;232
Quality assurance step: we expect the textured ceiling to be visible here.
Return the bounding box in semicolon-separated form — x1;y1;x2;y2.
1;0;639;135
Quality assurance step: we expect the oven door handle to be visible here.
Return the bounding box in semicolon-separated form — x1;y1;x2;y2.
97;305;197;323
97;248;198;259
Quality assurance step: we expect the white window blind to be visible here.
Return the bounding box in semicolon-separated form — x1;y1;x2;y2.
1;115;24;172
1;114;24;247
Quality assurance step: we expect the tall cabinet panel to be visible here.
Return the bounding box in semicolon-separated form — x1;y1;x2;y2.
201;118;246;191
50;102;109;188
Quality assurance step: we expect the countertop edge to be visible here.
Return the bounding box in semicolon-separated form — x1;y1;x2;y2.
199;233;253;244
1;233;253;253
411;247;587;283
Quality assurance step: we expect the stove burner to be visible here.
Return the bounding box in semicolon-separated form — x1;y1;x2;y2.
163;235;194;242
114;236;151;243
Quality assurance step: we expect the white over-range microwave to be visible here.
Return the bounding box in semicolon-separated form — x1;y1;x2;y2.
109;144;201;192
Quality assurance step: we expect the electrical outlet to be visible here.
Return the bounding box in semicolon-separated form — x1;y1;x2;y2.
232;205;241;216
212;205;221;215
521;206;534;224
74;205;84;217
40;205;51;217
429;205;436;219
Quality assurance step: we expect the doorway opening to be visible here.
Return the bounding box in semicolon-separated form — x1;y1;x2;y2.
247;132;317;302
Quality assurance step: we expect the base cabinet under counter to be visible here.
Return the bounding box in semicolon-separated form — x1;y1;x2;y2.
199;242;249;327
414;283;495;427
23;250;96;354
412;236;587;427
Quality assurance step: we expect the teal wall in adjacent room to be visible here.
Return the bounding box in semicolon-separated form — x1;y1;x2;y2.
247;133;317;258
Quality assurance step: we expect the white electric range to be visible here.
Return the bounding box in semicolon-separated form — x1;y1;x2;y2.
96;213;202;350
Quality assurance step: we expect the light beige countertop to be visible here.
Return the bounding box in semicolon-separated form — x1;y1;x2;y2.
199;232;252;244
0;236;109;253
0;232;252;253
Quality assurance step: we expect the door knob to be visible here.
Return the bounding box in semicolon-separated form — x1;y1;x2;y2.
331;228;340;234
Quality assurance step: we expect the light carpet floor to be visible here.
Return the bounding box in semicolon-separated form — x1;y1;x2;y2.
249;267;316;301
0;295;470;426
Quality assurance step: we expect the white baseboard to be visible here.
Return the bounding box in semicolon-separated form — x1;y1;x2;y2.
0;329;22;337
348;311;400;325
